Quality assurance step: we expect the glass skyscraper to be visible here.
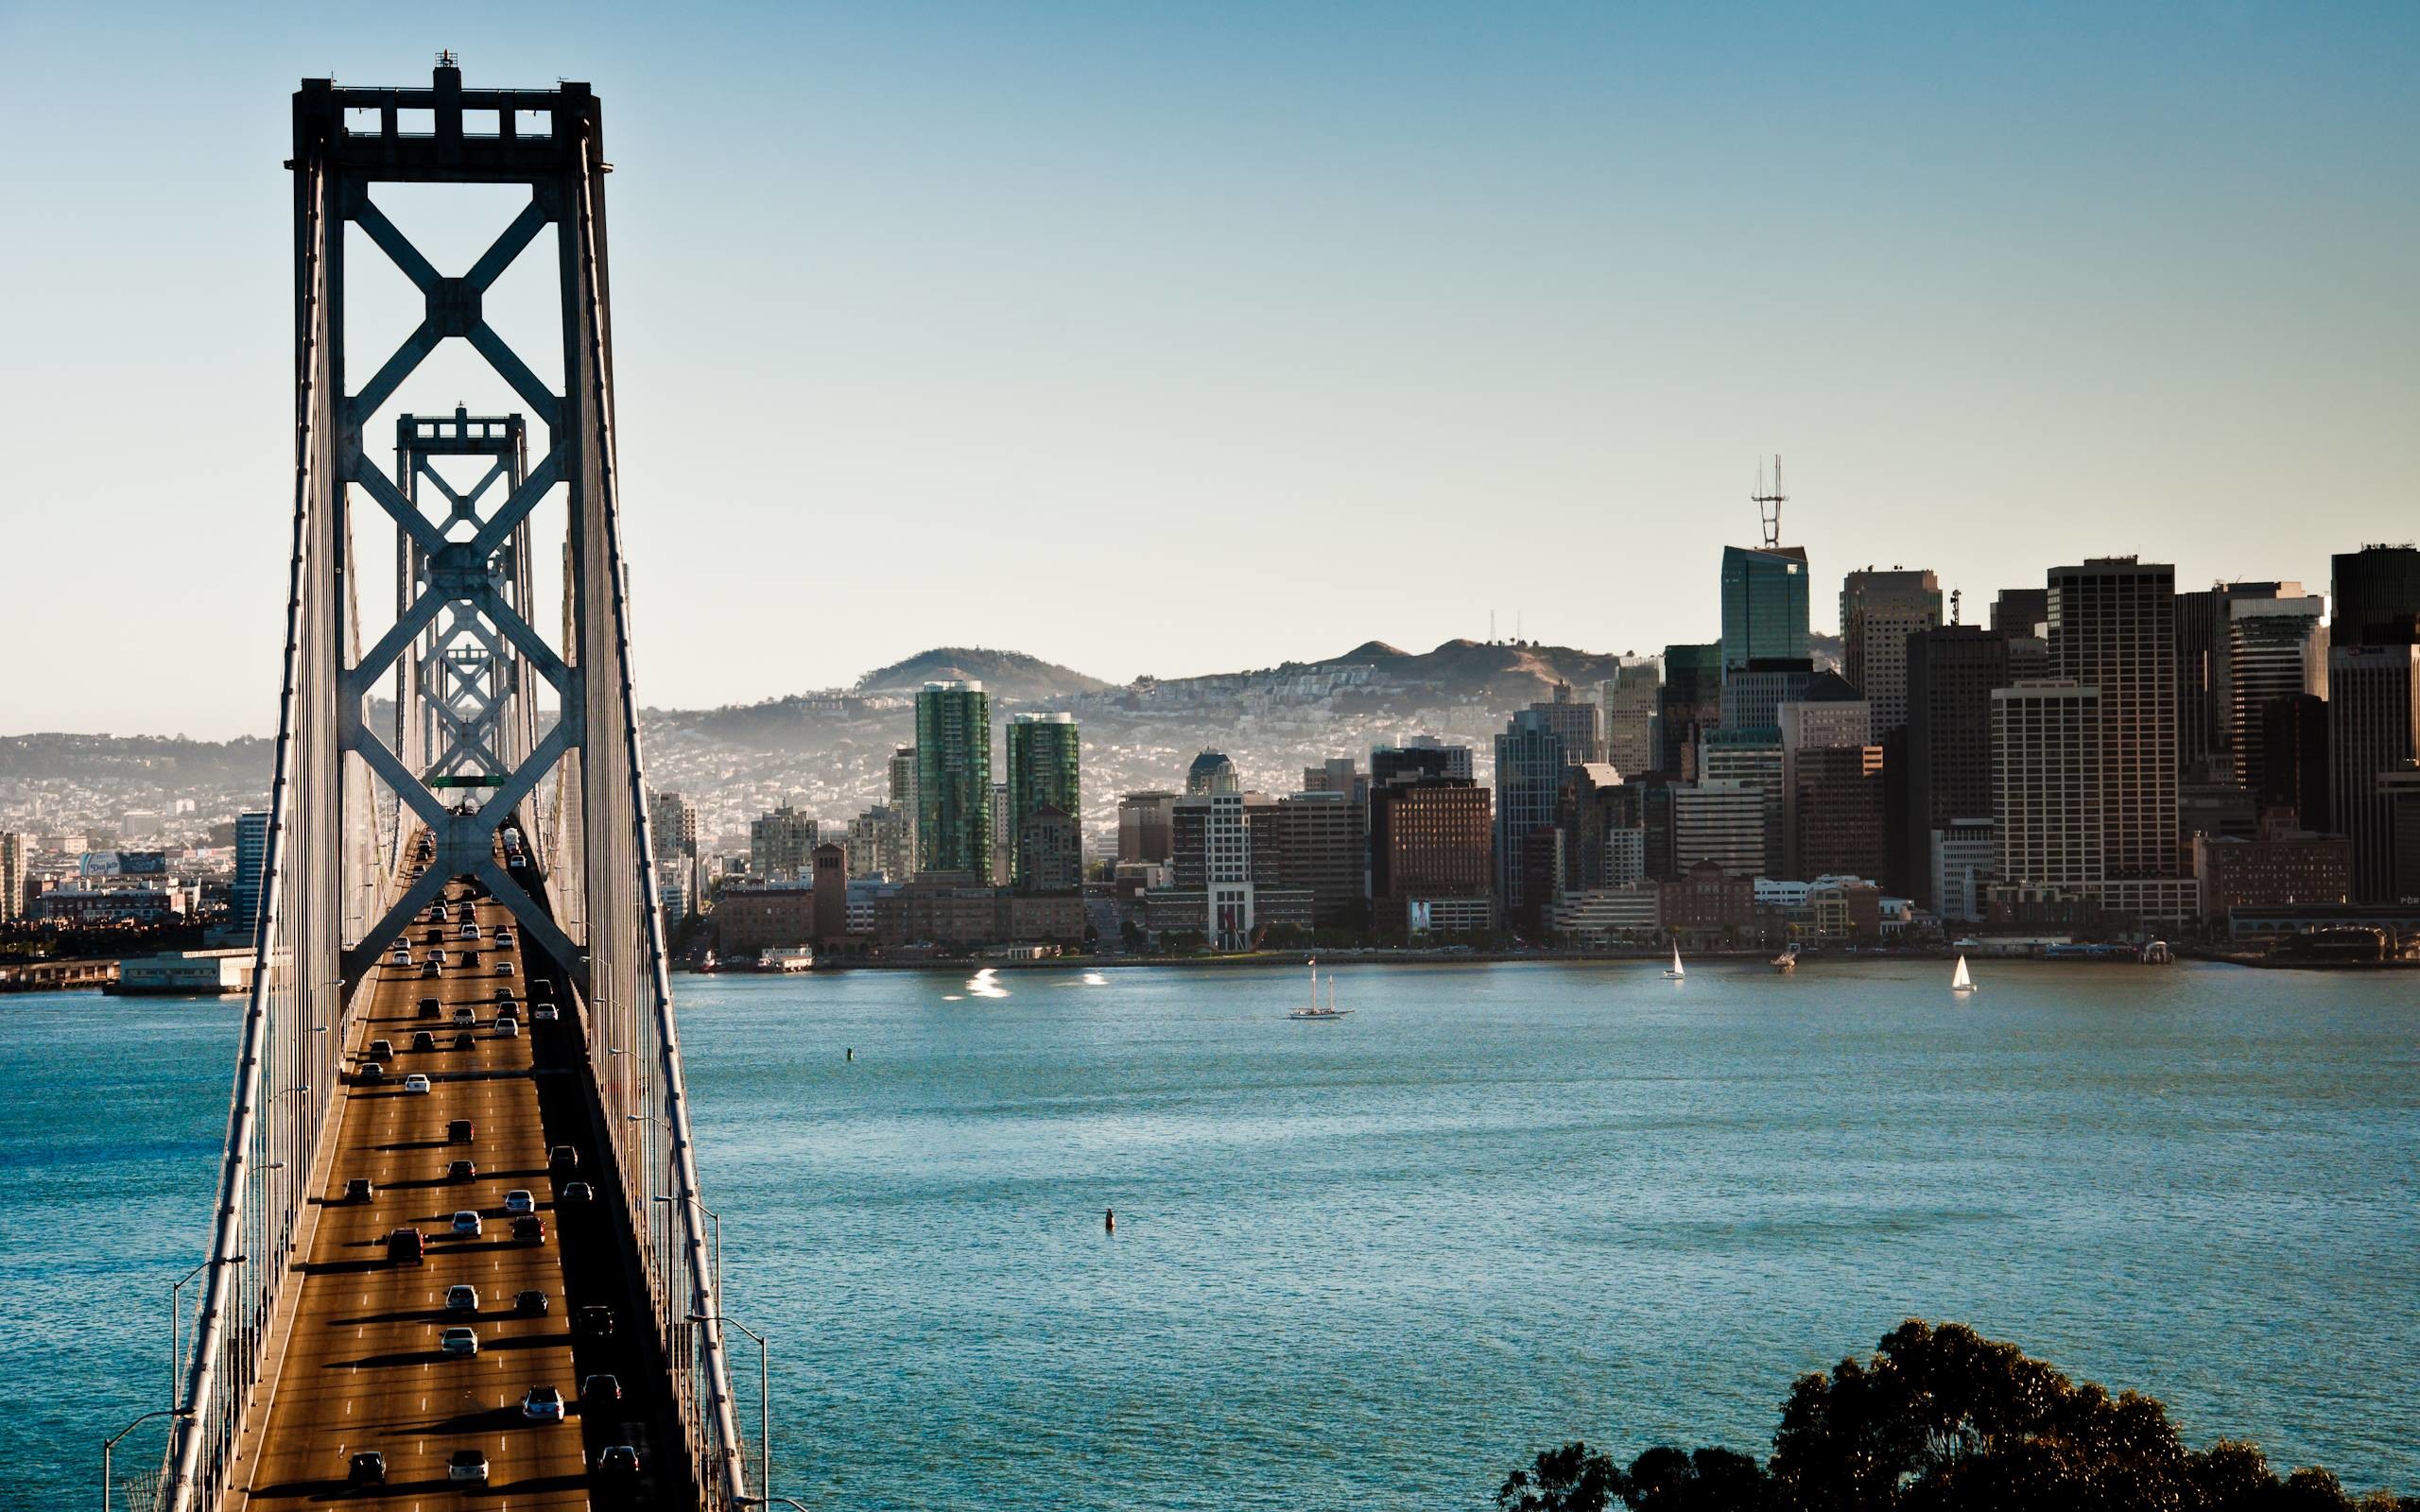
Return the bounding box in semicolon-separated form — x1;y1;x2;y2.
1720;545;1811;674
1005;712;1081;885
914;680;992;878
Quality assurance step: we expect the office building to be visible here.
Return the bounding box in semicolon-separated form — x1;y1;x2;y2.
845;804;914;882
1369;778;1493;934
2193;833;2352;920
990;783;1013;886
1118;791;1180;865
811;842;851;946
1900;627;2011;895
1671;782;1767;878
1493;710;1568;912
1302;757;1365;799
1527;681;1604;766
1660;859;1757;943
2049;558;2178;878
1839;568;1942;731
1930;817;1997;924
1264;789;1369;926
2331;544;2420;647
1563;763;1646;891
1701;729;1783;877
1005;712;1082;887
2327;644;2420;902
915;680;992;877
1599;662;1661;777
888;745;919;858
1993;681;2103;895
749;804;819;880
1014;806;1083;895
1792;745;1886;884
1991;588;2048;638
1719;660;1816;734
1657;644;1723;778
1185;750;1237;796
233;811;269;936
2258;693;2330;833
1720;544;1811;674
2228;595;2326;790
1372;738;1473;786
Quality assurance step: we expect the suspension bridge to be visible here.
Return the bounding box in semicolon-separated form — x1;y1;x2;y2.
149;57;751;1511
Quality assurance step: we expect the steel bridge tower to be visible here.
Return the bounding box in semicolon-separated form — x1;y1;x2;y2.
163;57;746;1510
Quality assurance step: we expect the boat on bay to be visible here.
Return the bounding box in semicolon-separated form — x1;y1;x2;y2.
1288;959;1351;1020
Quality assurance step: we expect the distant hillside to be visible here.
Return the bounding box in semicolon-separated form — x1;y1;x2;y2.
854;647;1113;702
0;731;270;789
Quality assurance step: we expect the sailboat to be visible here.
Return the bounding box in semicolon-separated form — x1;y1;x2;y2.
1951;954;1977;994
1288;958;1352;1020
1663;944;1685;980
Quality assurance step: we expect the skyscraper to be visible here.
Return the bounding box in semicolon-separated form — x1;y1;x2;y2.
2258;693;2330;833
2331;544;2420;648
233;811;269;936
1838;568;1942;732
1901;627;2012;908
914;680;993;878
1493;710;1567;912
2327;644;2420;902
1793;745;1887;882
1720;545;1811;674
1005;712;1082;888
2048;558;2178;878
1526;681;1604;765
1372;738;1474;786
1599;662;1661;777
0;832;26;923
1990;588;2048;638
1993;681;2104;895
1368;778;1493;935
1657;644;1723;777
2227;594;2326;791
888;745;919;861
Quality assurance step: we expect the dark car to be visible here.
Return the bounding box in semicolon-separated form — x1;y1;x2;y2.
355;1061;386;1085
581;1372;622;1404
548;1145;579;1175
417;996;441;1019
447;1118;474;1144
595;1444;641;1478
515;1289;549;1316
511;1214;545;1243
573;1304;614;1338
411;1030;437;1052
419;961;441;979
348;1451;386;1486
530;979;554;1001
493;989;517;1009
446;1159;475;1182
384;1228;425;1264
560;1180;595;1205
451;1032;476;1051
367;1039;394;1060
343;1177;373;1203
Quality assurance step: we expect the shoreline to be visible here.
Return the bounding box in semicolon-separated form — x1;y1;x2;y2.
680;948;2417;976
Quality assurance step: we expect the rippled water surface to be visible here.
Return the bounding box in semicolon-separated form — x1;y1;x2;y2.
9;960;2417;1507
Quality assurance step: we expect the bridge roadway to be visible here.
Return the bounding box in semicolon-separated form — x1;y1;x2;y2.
239;868;680;1507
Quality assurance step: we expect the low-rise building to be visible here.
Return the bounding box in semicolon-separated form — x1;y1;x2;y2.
117;949;255;995
2192;833;2353;921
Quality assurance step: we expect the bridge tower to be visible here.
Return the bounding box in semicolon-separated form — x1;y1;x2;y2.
164;57;746;1510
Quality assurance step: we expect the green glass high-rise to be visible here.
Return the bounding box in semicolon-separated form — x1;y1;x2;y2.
1720;544;1811;674
915;680;992;878
1005;712;1082;885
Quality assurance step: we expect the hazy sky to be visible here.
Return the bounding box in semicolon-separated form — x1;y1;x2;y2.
3;2;2415;739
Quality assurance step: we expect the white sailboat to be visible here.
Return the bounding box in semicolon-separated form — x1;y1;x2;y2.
1288;958;1352;1020
1951;954;1977;994
1664;944;1685;980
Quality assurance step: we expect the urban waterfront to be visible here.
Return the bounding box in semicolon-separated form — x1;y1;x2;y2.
9;960;2416;1508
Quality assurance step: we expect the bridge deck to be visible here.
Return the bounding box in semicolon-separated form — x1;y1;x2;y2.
240;873;671;1506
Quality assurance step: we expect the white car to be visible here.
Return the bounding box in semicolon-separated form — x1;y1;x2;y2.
439;1326;478;1357
520;1383;565;1422
403;1074;432;1094
458;922;482;939
504;1189;535;1215
532;1005;558;1022
451;1210;482;1237
447;1449;489;1484
444;1284;479;1313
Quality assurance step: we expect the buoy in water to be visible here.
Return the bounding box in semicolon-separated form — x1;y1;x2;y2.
1104;1208;1115;1234
845;1047;853;1061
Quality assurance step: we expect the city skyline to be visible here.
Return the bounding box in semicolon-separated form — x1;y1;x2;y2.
4;3;2418;738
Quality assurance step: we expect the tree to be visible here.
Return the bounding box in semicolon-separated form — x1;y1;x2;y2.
1499;1442;1620;1512
1502;1321;2414;1512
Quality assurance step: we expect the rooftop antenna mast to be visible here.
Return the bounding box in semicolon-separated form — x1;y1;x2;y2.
1753;455;1787;549
1950;587;1962;626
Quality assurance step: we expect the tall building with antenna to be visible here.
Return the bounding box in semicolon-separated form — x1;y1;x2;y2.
1720;456;1809;676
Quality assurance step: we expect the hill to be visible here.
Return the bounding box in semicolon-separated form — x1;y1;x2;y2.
854;647;1114;702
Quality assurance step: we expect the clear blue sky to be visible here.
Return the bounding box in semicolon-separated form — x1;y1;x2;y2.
2;2;2414;738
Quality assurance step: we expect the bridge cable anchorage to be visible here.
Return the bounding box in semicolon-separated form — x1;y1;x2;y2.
168;64;746;1511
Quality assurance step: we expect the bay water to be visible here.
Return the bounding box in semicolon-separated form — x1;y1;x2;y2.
7;960;2414;1507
